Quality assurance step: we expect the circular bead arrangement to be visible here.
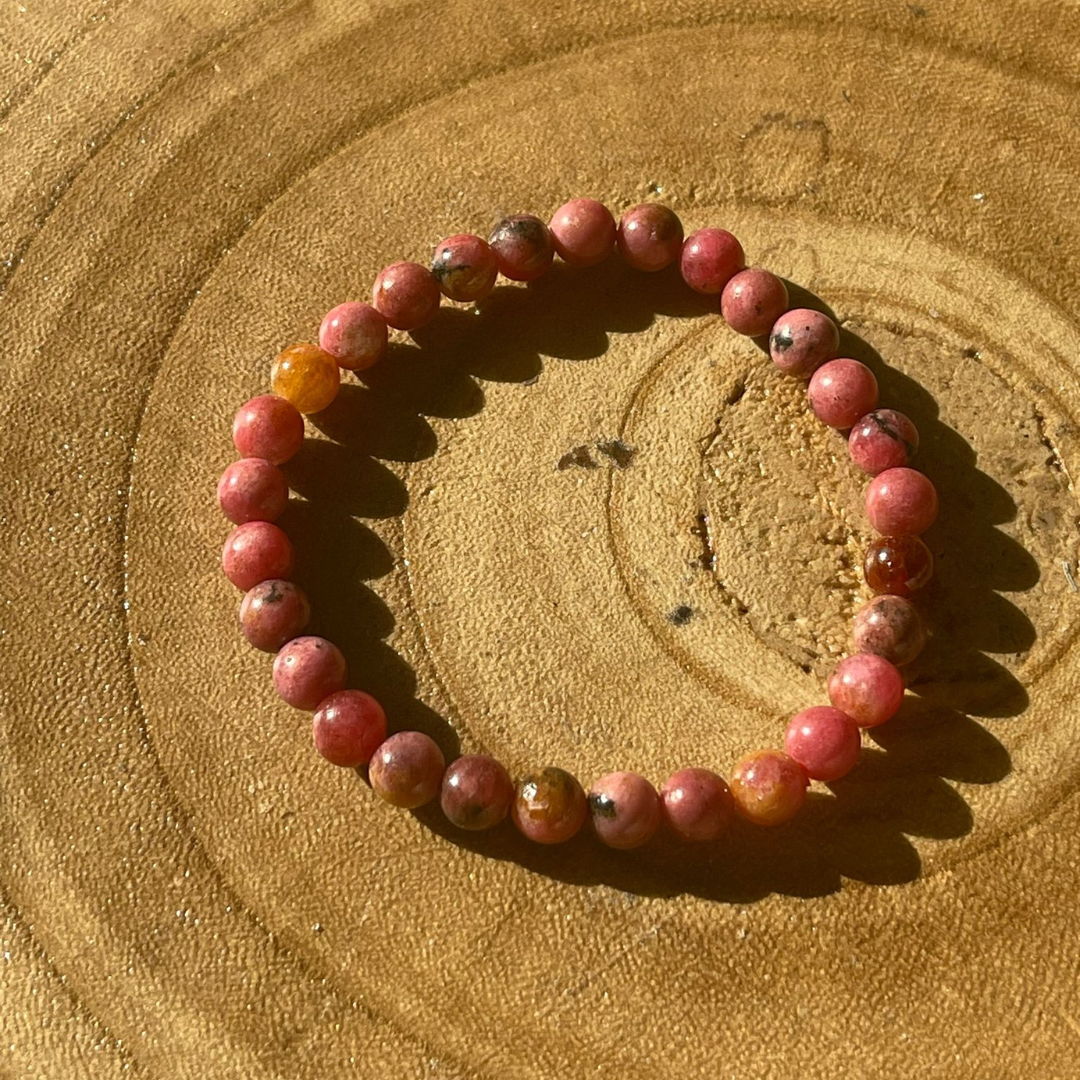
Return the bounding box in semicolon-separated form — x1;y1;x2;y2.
218;199;938;849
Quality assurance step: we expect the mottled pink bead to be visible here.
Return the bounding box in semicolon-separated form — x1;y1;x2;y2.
371;261;441;331
659;767;734;842
549;198;616;267
784;707;862;782
318;301;388;371
866;467;939;535
431;233;498;302
616;203;684;272
512;767;588;844
848;410;919;475
488;215;554;282
232;394;304;465
369;731;446;809
217;458;288;525
679;228;744;294
440;754;514;830
721;268;790;337
238;579;310;652
828;654;905;729
312;689;387;767
272;635;347;711
852;595;927;666
769;308;840;378
729;750;808;826
807;358;879;429
587;771;662;850
221;521;295;591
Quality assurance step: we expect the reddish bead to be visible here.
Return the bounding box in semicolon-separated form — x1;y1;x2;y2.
720;268;790;337
232;394;304;465
769;308;840;379
807;358;879;429
679;228;744;294
864;534;934;596
848;409;919;476
828;654;905;728
511;767;587;844
659;767;734;842
217;458;288;525
318;301;388;371
369;731;446;808
784;707;862;782
221;521;295;591
616;203;684;272
312;689;387;768
371;261;441;331
488;215;554;282
272;636;347;711
587;771;662;850
238;579;310;652
440;754;515;830
866;467;939;536
852;595;927;666
729;750;808;826
431;234;498;302
549;199;617;267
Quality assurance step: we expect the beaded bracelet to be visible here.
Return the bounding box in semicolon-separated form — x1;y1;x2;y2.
217;198;937;850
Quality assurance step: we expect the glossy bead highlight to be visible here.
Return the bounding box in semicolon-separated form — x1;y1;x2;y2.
272;635;347;711
488;215;554;281
616;203;684;271
828;654;905;728
587;771;662;850
239;579;310;652
721;268;789;337
232;394;304;465
217;458;288;525
312;689;387;768
679;228;744;294
660;767;735;842
549;199;617;267
784;706;862;781
221;521;294;591
769;308;839;379
729;750;808;826
369;731;446;808
318;301;388;371
807;358;879;429
371;261;441;331
270;343;341;415
852;594;927;665
511;766;587;844
864;534;934;596
441;754;515;830
848;409;919;475
866;468;939;536
431;234;499;302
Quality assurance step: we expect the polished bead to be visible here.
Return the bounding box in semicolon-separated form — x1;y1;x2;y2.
232;394;305;465
659;767;734;842
828;654;905;728
511;766;587;844
729;750;808;826
270;343;341;415
679;228;744;294
272;635;347;711
549;199;617;267
369;731;445;808
784;707;862;782
217;458;288;525
371;261;441;331
852;594;927;665
312;689;387;768
807;358;879;429
587;771;662;850
866;467;939;535
720;268;789;337
221;521;294;591
864;534;934;596
440;754;515;830
848;409;919;475
488;215;554;282
768;308;839;379
318;301;388;371
431;234;499;302
616;203;684;272
238;579;310;652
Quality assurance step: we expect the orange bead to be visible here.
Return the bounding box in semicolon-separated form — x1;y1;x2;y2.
270;343;340;415
729;749;808;826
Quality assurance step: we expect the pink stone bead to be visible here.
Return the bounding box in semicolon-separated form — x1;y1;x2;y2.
232;394;305;465
616;203;684;271
440;754;515;830
431;233;499;302
769;308;840;379
659;767;734;842
848;409;919;475
312;689;387;767
371;261;441;331
238;579;311;652
587;771;662;850
720;268;790;337
488;215;554;282
866;467;939;536
221;521;295;591
679;228;745;294
217;458;288;525
369;731;446;809
272;635;347;711
729;750;808;826
807;358;879;429
852;594;927;666
318;301;388;371
828;654;905;728
548;198;617;267
784;707;862;782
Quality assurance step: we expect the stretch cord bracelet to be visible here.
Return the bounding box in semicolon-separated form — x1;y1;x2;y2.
217;198;937;850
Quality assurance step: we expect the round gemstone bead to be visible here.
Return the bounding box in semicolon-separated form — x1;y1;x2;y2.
828;654;905;728
548;198;617;267
369;731;446;808
659;767;734;842
729;750;808;826
217;458;288;525
864;534;934;596
768;308;840;379
720;268;790;337
232;394;304;465
221;521;295;591
866;467;939;536
679;228;744;294
272;636;347;711
431;234;499;302
807;358;879;429
848;409;919;475
371;261;441;331
587;771;662;850
488;215;554;282
852;594;927;665
511;766;587;844
784;707;862;782
270;343;341;415
318;301;388;371
440;754;515;831
616;203;684;272
238;579;311;652
312;689;387;768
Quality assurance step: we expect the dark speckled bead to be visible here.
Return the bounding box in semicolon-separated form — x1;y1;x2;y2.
768;308;839;379
488;215;555;282
440;754;515;830
369;731;446;809
587;771;662;850
511;766;587;844
431;234;499;303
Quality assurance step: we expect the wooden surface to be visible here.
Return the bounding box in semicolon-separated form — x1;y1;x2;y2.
3;1;1080;1076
